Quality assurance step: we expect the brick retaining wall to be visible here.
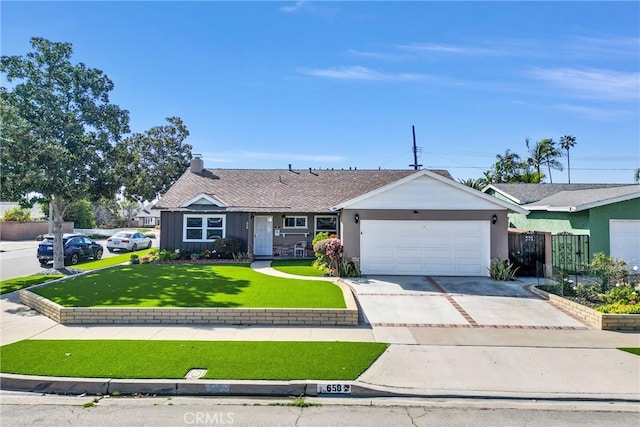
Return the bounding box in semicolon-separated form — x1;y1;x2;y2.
19;282;358;326
531;287;640;331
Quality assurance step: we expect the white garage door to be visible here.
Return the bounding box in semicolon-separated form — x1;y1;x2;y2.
360;220;491;276
610;220;640;267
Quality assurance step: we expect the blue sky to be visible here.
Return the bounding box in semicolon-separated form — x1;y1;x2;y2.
2;1;639;184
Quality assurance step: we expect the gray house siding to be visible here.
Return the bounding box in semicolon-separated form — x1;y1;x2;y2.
160;211;249;254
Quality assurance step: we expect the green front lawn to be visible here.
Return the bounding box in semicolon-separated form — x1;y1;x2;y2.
0;275;64;294
619;348;640;356
270;259;326;277
32;264;345;308
75;248;154;270
0;340;388;380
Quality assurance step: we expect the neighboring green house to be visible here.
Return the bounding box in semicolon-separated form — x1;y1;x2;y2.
483;183;640;268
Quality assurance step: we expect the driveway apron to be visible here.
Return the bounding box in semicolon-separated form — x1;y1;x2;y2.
345;276;588;329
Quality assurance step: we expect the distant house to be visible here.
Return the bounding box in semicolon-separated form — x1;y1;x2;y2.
155;158;526;276
134;201;160;228
483;183;640;267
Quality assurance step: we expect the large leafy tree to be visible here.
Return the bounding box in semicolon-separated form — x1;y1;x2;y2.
559;135;577;184
1;37;129;270
119;116;192;202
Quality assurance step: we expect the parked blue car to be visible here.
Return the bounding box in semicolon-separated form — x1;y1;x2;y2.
37;234;104;266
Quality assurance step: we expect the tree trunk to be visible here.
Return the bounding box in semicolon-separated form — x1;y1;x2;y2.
567;151;571;184
51;196;66;270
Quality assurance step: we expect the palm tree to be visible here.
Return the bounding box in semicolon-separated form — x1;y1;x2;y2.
560;135;577;183
527;138;563;183
519;162;544;183
457;177;485;190
492;149;522;183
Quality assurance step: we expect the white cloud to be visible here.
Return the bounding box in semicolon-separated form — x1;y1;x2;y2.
280;1;308;13
396;41;513;56
298;65;428;82
526;67;640;102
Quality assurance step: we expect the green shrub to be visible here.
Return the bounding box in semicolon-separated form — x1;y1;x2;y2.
213;238;242;259
572;283;602;304
313;238;338;270
130;254;140;265
312;233;331;267
488;258;519;281
596;302;640;314
590;252;629;291
601;285;638;305
2;206;32;222
158;250;174;261
340;258;361;277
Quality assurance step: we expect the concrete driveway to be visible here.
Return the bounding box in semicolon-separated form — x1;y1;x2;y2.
345;276;588;329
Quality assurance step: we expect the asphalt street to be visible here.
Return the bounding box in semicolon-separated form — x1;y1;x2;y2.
0;238;155;281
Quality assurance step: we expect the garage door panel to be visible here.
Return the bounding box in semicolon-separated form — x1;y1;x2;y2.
361;220;490;276
610;220;640;266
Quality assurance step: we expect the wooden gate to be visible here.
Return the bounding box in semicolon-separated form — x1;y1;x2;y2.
508;231;546;277
552;232;590;275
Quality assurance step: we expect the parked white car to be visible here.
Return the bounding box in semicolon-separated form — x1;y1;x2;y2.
106;231;152;252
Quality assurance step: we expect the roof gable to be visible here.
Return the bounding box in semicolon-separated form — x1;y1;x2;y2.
332;170;529;213
181;193;227;208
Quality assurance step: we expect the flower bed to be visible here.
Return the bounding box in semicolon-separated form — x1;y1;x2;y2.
531;286;640;331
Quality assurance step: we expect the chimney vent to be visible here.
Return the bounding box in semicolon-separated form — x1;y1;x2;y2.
190;155;203;174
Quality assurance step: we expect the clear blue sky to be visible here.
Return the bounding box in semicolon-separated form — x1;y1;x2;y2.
2;1;639;184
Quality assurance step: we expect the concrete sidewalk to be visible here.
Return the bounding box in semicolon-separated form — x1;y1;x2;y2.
1;263;639;402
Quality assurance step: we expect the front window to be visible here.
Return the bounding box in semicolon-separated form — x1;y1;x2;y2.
315;215;338;236
183;214;226;242
283;216;307;229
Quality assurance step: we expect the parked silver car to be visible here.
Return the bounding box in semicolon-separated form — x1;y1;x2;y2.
106;231;152;252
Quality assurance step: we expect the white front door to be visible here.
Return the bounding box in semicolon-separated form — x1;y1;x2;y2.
254;216;273;256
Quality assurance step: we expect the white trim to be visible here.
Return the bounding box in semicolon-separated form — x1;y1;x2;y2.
180;193;227;208
481;184;522;205
283;215;308;229
183;214;226;242
525;192;640;213
314;215;338;236
331;170;529;214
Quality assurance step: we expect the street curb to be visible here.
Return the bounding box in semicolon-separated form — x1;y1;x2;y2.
2;374;639;403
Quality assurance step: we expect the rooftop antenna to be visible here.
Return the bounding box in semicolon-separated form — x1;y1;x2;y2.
409;125;423;170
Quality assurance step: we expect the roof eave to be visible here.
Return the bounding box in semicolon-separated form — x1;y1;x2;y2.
332;170;530;215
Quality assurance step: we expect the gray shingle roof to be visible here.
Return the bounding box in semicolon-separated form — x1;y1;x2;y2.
157;168;453;212
526;185;640;211
486;183;630;205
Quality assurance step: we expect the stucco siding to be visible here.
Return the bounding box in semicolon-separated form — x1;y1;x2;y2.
508;211;590;235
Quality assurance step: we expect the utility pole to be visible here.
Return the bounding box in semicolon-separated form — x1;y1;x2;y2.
409;125;422;170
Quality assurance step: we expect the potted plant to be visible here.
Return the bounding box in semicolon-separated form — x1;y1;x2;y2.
130;254;140;265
